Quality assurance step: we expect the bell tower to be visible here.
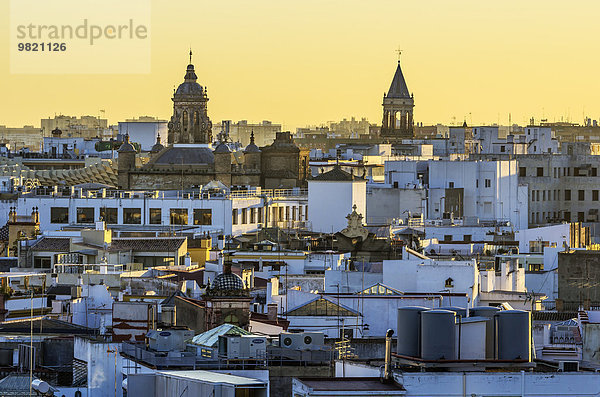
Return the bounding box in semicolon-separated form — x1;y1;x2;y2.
380;59;414;140
168;51;213;145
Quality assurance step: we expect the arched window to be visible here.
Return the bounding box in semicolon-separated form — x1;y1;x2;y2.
182;111;188;131
445;278;454;288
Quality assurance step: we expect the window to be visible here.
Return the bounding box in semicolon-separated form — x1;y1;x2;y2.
99;207;117;224
149;208;161;224
33;257;51;269
565;190;571;201
257;208;263;224
443;235;452;242
445;278;454;288
476;180;479;188
528;262;543;272
170;208;188;225
250;208;256;224
123;208;141;224
542;191;546;201
537;167;543;177
531;190;535;202
305;206;308;220
232;209;238;225
593;190;599;201
193;209;212;225
76;207;94;224
242;208;247;224
292;206;297;221
593;168;598;177
279;207;284;221
564;211;571;222
449;181;455;188
51;207;69;224
579;190;585;201
463;234;472;242
485;179;491;188
578;212;585;222
500;145;505;152
519;167;526;177
286;206;290;221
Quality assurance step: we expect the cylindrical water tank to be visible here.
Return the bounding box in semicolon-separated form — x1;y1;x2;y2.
421;309;457;360
397;306;428;357
438;306;467;318
470;306;500;318
470;306;500;359
31;379;50;394
496;310;531;361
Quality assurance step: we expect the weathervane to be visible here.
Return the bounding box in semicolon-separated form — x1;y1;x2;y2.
396;46;402;62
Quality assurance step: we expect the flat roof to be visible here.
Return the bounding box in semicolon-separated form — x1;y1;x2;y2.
158;370;266;387
297;377;405;392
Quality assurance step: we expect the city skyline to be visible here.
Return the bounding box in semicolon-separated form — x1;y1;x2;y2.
2;0;600;130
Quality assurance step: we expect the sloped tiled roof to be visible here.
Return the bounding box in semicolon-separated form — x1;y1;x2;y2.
190;323;251;348
285;297;360;317
108;237;186;252
31;237;70;252
0;224;8;241
533;311;578;322
0;317;95;335
0;374;58;393
311;166;364;182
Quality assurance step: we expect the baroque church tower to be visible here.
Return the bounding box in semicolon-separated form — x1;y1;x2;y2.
380;59;414;140
167;51;213;145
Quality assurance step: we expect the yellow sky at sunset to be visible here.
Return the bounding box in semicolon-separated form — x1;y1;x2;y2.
1;0;599;130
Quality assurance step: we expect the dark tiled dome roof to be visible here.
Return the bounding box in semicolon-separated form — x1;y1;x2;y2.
175;81;204;96
151;147;215;165
175;64;204;96
244;143;260;153
212;273;245;290
117;135;136;153
150;135;164;153
214;143;231;153
150;142;165;153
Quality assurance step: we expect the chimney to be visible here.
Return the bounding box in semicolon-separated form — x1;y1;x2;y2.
382;329;394;383
267;303;278;321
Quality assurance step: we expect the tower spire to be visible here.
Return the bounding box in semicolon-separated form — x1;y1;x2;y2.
189;48;193;64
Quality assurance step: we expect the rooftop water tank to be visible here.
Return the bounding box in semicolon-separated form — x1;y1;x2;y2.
438;306;467;318
397;306;428;357
496;310;531;361
470;306;500;359
421;309;457;360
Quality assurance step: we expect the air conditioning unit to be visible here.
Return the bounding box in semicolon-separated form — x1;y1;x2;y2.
553;326;577;344
147;329;194;352
219;335;267;359
279;332;325;350
558;361;579;372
